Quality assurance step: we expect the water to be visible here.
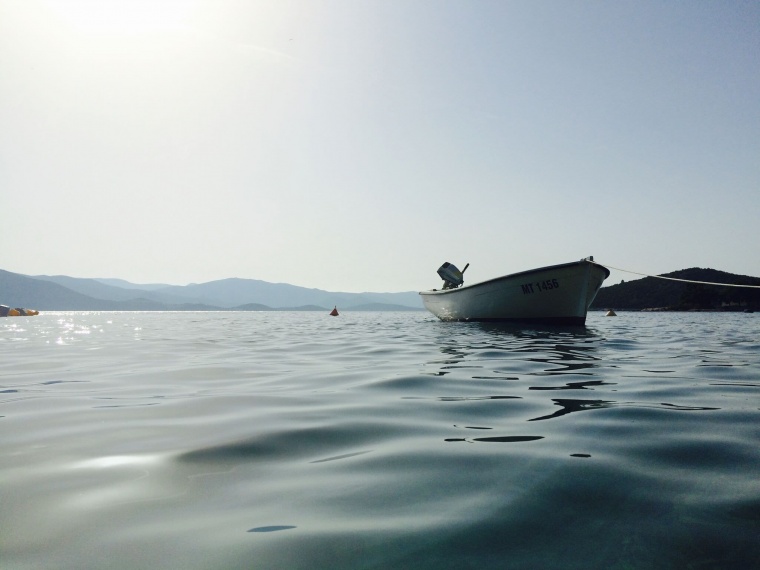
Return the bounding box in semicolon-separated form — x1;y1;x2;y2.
2;311;759;569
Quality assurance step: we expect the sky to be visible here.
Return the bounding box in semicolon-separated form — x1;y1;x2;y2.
1;0;758;292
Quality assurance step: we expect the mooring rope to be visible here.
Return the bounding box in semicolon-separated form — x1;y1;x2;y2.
591;261;760;289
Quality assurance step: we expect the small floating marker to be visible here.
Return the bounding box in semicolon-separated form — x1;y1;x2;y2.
329;306;339;316
605;309;617;317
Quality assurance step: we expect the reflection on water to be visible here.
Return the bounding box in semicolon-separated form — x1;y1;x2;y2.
430;321;603;377
529;379;613;390
248;526;297;533
426;320;727;429
528;398;615;421
445;435;545;443
424;322;611;429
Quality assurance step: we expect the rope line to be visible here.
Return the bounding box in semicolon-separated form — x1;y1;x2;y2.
591;261;760;289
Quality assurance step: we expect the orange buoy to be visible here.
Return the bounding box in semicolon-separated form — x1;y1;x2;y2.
329;306;339;316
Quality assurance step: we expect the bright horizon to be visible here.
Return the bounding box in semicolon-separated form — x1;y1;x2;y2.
2;1;758;292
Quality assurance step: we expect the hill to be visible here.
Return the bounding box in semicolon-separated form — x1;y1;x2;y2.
32;274;192;305
591;268;760;311
154;277;422;309
0;270;219;311
1;269;424;311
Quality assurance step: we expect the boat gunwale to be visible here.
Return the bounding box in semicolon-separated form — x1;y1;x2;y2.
418;259;610;296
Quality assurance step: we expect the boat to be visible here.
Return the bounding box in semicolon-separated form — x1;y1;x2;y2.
419;257;610;325
1;305;39;317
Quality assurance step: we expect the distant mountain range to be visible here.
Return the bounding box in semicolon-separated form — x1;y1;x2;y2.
0;269;424;311
591;268;760;311
4;266;758;313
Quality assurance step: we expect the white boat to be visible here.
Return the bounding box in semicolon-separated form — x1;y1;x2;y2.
419;257;610;325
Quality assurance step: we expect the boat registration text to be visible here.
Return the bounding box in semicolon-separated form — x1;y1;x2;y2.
521;279;560;294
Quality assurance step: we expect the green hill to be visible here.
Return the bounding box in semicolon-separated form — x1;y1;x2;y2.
591;268;760;311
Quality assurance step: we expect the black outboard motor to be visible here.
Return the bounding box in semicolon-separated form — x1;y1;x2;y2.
437;262;469;289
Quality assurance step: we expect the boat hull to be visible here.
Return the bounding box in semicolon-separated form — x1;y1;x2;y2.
419;259;609;325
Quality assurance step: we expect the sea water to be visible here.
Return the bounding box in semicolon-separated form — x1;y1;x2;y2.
1;311;758;569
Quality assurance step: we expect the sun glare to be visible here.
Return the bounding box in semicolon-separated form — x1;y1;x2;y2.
45;0;199;36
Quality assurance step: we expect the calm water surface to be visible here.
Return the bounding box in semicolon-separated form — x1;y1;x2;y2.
2;311;759;569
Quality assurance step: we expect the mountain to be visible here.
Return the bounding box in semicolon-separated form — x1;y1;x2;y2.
2;269;424;311
0;270;218;311
7;267;758;313
8;267;759;313
155;278;422;309
591;268;760;311
93;278;171;291
32;274;190;305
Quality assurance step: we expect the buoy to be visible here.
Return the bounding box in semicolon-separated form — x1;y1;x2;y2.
329;306;339;316
605;309;617;317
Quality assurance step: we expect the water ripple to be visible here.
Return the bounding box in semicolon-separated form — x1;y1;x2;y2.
1;311;759;569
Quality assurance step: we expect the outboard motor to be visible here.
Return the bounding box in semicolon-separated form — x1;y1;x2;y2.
437;262;469;289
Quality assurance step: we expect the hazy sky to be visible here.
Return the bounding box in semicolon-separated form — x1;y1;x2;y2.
1;1;758;292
